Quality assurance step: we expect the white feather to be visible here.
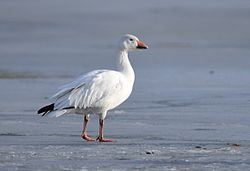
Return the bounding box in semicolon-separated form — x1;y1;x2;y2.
53;70;128;111
43;34;148;119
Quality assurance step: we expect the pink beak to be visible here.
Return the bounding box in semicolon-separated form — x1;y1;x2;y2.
136;40;148;49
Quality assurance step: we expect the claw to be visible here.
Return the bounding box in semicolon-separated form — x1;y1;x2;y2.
81;133;96;141
96;136;113;142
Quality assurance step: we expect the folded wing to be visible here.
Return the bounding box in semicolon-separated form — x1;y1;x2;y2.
52;70;123;111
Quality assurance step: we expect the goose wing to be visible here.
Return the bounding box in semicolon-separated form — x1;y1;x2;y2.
53;70;123;110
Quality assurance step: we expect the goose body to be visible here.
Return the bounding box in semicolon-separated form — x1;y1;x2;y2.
38;34;148;142
51;69;134;119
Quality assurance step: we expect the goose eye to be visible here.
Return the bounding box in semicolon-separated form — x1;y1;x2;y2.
129;38;133;41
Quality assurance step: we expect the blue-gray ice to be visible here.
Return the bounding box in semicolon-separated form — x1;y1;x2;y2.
1;0;250;170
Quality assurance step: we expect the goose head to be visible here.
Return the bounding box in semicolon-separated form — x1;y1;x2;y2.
120;34;148;51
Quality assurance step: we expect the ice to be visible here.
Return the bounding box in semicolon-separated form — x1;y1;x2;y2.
1;0;250;170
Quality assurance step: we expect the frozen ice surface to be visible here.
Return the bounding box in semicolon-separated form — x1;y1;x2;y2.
1;73;250;171
1;0;250;170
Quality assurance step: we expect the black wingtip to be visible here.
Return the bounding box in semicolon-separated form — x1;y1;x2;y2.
37;103;54;116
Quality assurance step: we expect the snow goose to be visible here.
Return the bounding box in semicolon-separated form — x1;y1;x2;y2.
38;34;148;142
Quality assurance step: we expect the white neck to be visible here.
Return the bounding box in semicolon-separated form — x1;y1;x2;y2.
116;50;135;82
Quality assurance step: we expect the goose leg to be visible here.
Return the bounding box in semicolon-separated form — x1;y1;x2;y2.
97;119;113;142
81;115;95;141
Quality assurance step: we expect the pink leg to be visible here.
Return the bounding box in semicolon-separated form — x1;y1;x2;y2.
97;119;113;142
81;115;95;141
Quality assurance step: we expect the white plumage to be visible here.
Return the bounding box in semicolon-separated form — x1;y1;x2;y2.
38;34;148;142
51;70;132;118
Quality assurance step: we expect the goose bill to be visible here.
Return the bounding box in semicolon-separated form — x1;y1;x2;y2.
136;40;148;49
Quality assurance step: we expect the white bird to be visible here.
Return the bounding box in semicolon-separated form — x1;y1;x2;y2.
38;34;148;142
